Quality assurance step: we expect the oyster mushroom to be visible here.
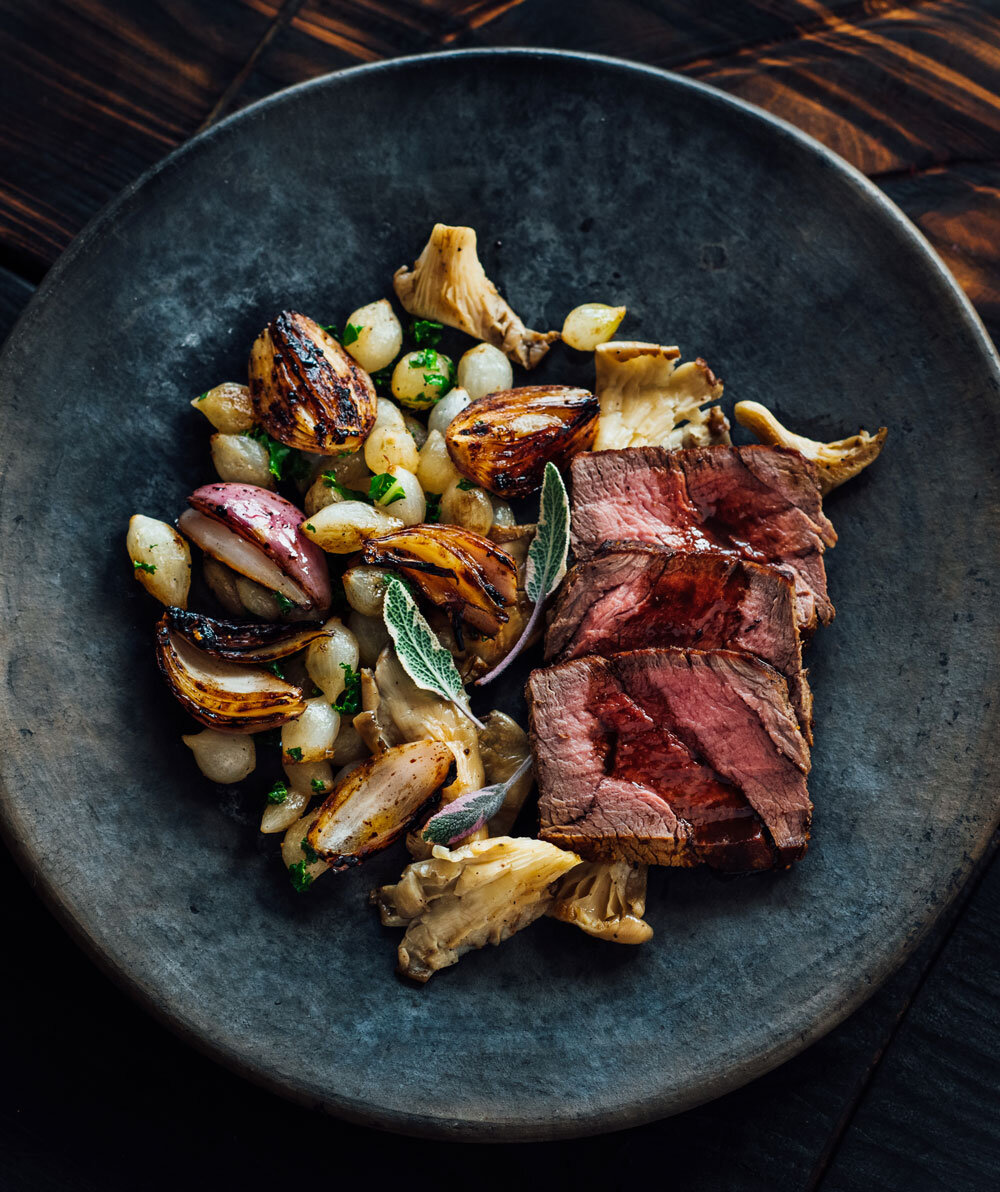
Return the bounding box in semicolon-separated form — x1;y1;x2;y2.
734;400;887;495
361;523;517;638
445;386;599;498
249;310;377;453
374;646;485;803
178;482;331;612
591;341;730;451
372;836;580;982
477;711;533;836
307;739;453;870
393;224;559;369
353;667;402;755
155;618;307;733
549;860;653;944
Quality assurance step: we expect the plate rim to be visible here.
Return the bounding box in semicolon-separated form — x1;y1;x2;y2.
1;47;999;1141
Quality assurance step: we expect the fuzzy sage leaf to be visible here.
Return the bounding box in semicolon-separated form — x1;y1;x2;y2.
422;757;533;846
382;574;484;729
476;462;570;686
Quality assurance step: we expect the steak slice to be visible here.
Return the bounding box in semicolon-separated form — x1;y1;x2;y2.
570;445;837;632
529;648;811;871
545;544;812;740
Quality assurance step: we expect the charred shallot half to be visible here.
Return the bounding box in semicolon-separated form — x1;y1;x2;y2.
125;222;886;982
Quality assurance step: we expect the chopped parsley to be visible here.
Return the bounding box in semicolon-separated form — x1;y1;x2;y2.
274;592;296;614
422;372;450;393
411;319;443;348
196;391;209;402
266;780;289;805
310;777;326;793
265;660;285;679
300;836;320;864
288;860;314;893
305;523;317;533
456;478;477;491
368;473;406;506
342;323;363;346
286;746;304;762
320;323;340;340
243;426;292;479
369;365;393;394
332;663;361;716
321;471;361;499
424;492;442;522
133;560;157;574
408;348;439;371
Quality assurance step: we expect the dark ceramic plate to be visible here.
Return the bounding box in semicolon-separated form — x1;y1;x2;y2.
1;50;999;1141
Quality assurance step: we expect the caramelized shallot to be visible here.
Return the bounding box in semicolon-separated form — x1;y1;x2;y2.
155;618;306;733
361;524;517;637
307;740;453;869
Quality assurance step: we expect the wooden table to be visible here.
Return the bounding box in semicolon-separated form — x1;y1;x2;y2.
1;3;997;1187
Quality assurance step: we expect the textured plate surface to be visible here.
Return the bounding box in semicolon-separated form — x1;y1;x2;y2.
1;50;998;1141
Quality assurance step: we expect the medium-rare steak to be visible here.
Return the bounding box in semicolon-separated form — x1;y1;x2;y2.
544;544;812;739
529;648;811;872
569;445;837;632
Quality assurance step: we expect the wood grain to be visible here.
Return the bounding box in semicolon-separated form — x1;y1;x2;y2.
0;0;282;277
818;839;1000;1190
1;3;1000;1186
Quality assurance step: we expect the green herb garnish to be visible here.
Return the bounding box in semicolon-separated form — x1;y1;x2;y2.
320;323;340;340
408;348;439;370
267;780;289;805
288;860;314;893
476;462;570;687
243;426;292;479
422;372;450;393
332;664;361;716
424;492;442;523
382;575;482;728
321;471;361;500
310;778;326;794
265;660;285;680
368;473;406;506
300;836;319;864
286;746;304;762
275;592;296;614
370;365;393;394
305;523;316;533
196;391;209;402
342;323;363;345
411;319;443;348
456;479;476;491
133;560;157;574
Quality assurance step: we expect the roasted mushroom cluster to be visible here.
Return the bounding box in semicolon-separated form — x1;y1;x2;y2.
124;223;886;983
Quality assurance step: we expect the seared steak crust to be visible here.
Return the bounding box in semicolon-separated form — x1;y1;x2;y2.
529;648;811;872
544;544;812;739
569;445;836;632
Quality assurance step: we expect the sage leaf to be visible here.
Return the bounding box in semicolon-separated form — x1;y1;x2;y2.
476;461;570;686
422;757;533;846
382;574;484;729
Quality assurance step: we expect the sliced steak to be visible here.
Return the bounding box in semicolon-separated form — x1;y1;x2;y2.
570;445;837;632
545;544;812;739
529;648;811;872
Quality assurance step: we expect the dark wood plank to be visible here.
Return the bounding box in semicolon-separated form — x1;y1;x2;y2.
817;841;1000;1191
235;0;885;105
0;823;992;1192
0;0;283;277
880;161;1000;340
683;0;1000;175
